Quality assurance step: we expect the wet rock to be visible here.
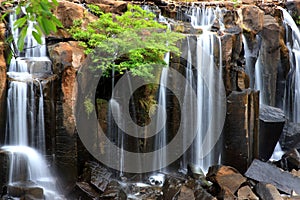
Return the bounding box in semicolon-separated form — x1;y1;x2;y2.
245;159;300;194
222;89;259;173
7;181;44;200
240;5;264;34
280;149;300;171
162;176;184;200
259;105;285;161
238;185;259;200
177;186;195;200
206;165;246;194
255;182;283;200
280;122;300;152
100;180;127;200
0;151;9;192
82;161;112;192
69;182;100;200
48;41;86;192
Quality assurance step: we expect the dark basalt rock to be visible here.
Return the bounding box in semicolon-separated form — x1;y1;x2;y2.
259;104;285;161
280;122;300;152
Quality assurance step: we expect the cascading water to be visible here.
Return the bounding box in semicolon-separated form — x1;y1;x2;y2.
182;5;224;172
2;9;62;199
153;67;168;172
279;7;300;123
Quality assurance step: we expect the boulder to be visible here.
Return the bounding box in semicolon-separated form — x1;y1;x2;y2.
51;1;97;38
255;182;283;200
7;181;44;200
206;165;246;194
245;159;300;195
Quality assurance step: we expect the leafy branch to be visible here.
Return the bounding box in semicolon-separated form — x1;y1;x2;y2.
69;4;184;79
1;0;63;53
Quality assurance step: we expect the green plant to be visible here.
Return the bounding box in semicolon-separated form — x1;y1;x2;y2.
69;4;184;79
1;0;62;52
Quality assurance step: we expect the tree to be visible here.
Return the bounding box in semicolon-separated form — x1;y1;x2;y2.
69;4;184;79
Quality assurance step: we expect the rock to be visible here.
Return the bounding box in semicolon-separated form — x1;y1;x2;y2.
177;186;195;200
240;5;264;34
7;181;44;199
206;165;246;194
162;176;184;200
0;149;9;191
255;182;283;200
238;186;259;200
259;14;281;106
280;122;300;152
280;149;300;171
245;159;300;194
222;89;259;173
259;105;285;161
68;182;100;200
47;41;86;192
82;161;112;192
100;180;127;200
52;1;97;38
237;69;250;90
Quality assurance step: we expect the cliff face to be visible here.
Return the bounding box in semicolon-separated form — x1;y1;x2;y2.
0;0;299;196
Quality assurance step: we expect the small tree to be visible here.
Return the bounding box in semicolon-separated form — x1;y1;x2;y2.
69;4;184;79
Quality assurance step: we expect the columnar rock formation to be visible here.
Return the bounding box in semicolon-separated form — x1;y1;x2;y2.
0;0;300;197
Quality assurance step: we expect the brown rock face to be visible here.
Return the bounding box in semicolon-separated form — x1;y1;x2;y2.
206;165;247;195
0;23;6;142
241;5;264;34
52;1;97;38
48;41;86;192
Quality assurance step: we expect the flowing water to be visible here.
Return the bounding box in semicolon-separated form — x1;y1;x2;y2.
2;9;63;199
181;5;225;172
279;7;300;123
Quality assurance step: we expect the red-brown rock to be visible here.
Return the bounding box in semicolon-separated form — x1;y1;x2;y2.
206;165;247;194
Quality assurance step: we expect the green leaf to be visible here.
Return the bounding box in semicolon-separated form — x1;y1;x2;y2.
17;26;28;51
32;31;42;44
14;17;27;28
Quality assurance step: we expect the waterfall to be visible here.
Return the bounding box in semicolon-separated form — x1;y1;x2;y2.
181;4;225;172
153;67;168;172
2;9;62;199
181;37;196;171
279;7;300;123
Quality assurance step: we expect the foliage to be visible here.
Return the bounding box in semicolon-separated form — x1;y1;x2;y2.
1;0;62;52
69;4;184;79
